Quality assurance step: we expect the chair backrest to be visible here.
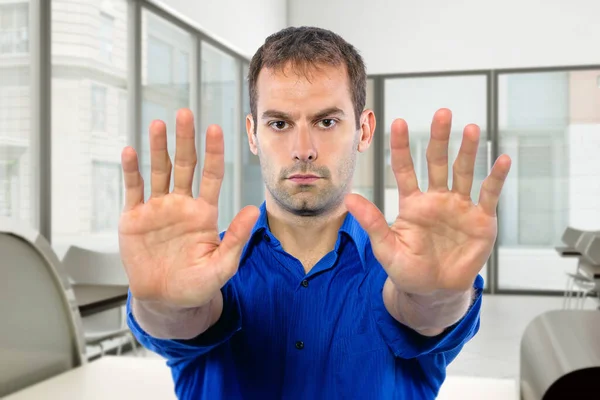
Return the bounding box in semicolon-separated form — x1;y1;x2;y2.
0;219;86;397
575;231;600;265
561;227;585;248
562;227;600;247
61;245;128;286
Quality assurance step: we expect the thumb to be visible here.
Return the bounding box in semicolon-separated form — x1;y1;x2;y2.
217;205;261;277
345;193;393;251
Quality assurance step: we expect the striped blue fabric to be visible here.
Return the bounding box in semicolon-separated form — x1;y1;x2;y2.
127;201;483;399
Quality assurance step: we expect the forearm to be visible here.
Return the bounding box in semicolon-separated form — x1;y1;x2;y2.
383;278;474;337
131;292;223;340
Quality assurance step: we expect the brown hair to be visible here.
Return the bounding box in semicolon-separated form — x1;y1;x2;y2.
247;26;367;132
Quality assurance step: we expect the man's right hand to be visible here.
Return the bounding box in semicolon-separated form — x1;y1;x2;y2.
119;108;259;319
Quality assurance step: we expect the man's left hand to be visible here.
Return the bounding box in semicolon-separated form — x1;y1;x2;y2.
346;108;511;298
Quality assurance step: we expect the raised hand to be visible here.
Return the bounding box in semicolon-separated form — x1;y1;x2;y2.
346;108;511;296
119;109;259;309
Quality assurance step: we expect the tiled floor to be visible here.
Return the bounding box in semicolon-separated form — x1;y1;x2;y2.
446;294;598;379
129;295;599;380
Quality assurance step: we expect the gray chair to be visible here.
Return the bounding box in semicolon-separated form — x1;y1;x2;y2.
0;218;86;397
562;228;600;309
520;310;600;399
561;227;585;250
575;231;600;266
60;245;137;358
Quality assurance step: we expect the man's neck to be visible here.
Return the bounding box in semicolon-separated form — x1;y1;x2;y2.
265;198;347;273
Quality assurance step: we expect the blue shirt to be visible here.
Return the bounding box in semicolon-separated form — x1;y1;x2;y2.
127;201;483;399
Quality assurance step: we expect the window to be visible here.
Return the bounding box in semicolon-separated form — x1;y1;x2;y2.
0;3;29;55
201;42;240;231
176;50;189;86
118;91;127;139
0;1;31;227
141;10;195;201
496;70;600;291
352;78;375;202
147;36;172;85
0;160;19;217
52;0;128;253
91;84;107;131
92;161;123;232
99;12;114;62
241;63;264;207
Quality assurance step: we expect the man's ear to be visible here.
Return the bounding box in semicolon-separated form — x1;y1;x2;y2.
358;109;376;152
246;114;258;155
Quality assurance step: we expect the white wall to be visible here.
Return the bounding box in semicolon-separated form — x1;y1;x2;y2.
159;0;288;58
289;0;600;74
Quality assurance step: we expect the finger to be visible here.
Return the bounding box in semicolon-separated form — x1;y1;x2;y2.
149;120;172;198
173;109;197;196
121;146;144;211
451;124;481;197
198;125;225;207
344;194;395;265
426;108;452;192
390;119;420;198
216;205;261;280
478;154;512;216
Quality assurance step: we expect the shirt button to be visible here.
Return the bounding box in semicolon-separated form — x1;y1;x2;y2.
301;279;309;288
263;234;271;242
295;341;304;350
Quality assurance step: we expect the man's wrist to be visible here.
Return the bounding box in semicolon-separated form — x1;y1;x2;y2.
132;294;221;340
383;278;474;336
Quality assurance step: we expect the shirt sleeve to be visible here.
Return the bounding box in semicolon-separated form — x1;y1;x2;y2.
126;277;242;362
369;264;483;360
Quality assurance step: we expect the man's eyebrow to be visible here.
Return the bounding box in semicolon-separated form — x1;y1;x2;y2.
261;110;294;120
261;107;346;121
311;107;346;121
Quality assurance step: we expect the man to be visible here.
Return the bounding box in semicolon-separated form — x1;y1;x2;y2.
120;26;511;399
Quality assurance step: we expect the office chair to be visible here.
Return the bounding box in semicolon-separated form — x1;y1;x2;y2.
60;245;137;358
520;310;600;400
563;230;600;309
0;218;86;397
560;227;585;249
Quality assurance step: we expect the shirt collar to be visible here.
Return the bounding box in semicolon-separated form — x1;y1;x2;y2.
247;201;369;269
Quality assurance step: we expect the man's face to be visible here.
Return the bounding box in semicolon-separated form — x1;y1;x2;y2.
246;63;374;217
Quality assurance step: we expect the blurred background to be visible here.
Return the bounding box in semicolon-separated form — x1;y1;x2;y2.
1;1;599;399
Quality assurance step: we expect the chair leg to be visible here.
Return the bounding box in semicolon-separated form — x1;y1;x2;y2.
129;333;138;357
564;277;577;309
577;290;588;310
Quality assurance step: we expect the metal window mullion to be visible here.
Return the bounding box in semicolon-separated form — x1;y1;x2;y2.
233;60;243;212
194;38;203;198
128;0;142;158
491;70;500;294
30;0;52;240
373;76;385;213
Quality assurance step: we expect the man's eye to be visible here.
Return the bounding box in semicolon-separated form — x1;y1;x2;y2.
270;121;289;130
318;119;337;129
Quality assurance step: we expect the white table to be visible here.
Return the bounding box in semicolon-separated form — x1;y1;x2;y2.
4;356;517;400
438;376;518;399
3;356;177;400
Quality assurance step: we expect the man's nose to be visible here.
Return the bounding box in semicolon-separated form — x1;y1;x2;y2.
291;125;317;162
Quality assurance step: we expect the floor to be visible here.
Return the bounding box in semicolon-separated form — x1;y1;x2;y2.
446;294;597;379
127;294;599;380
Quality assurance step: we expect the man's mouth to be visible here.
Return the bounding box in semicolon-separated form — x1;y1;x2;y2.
288;174;320;184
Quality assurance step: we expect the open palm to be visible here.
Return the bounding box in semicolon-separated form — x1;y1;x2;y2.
346;109;511;295
118;110;259;309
